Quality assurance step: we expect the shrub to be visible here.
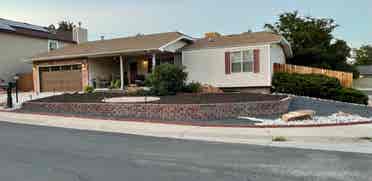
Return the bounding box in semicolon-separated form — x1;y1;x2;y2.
330;88;369;105
183;82;202;93
145;64;188;96
272;72;368;105
83;85;94;93
272;72;342;97
110;79;121;89
272;136;288;142
126;87;152;96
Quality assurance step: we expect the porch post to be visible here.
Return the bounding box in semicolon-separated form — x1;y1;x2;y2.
120;56;124;90
152;53;156;73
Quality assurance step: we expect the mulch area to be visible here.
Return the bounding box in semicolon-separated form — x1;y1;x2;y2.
30;92;287;104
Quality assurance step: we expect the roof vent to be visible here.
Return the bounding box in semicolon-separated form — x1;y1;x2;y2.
242;30;253;35
208;38;216;42
136;33;144;37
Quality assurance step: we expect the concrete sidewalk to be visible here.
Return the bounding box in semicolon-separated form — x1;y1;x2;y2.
0;111;371;154
0;92;63;110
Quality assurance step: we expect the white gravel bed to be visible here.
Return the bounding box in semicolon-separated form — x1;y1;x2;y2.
241;113;372;126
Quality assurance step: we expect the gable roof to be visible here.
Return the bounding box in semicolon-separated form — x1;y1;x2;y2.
183;31;293;57
0;18;76;43
31;32;192;61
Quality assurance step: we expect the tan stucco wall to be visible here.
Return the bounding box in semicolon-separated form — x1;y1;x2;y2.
0;32;74;83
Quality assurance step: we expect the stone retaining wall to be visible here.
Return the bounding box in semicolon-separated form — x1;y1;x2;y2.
22;97;291;121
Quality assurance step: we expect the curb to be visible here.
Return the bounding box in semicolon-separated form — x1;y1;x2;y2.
2;109;372;128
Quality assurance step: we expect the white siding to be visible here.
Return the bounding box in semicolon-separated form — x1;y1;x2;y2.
162;41;188;52
182;45;271;88
270;44;286;64
268;44;287;85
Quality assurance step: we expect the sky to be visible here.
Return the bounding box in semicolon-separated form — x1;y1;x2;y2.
1;0;371;48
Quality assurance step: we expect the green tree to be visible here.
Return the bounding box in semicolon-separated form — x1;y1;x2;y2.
265;11;359;78
355;45;372;65
57;21;75;31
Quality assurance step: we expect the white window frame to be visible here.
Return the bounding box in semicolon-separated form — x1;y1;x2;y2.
230;50;254;73
48;40;59;51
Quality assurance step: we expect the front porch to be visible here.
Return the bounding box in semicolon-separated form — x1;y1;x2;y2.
88;52;182;90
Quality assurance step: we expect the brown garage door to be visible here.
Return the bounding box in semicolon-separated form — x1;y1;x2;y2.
40;65;82;92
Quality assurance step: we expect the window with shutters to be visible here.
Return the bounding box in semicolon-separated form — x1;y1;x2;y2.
230;50;254;73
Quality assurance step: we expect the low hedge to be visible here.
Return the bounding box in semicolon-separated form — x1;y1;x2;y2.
272;72;368;105
330;88;369;105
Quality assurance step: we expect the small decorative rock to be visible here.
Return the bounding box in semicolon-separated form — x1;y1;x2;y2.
335;111;352;117
201;84;223;94
127;86;143;95
281;110;316;122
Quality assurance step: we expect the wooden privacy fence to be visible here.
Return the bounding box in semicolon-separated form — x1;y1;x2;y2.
17;73;34;92
273;63;353;88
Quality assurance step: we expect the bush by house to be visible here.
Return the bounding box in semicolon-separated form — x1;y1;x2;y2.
272;72;368;105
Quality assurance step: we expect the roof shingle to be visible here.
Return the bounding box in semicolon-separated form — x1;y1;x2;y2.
32;32;186;61
183;32;282;50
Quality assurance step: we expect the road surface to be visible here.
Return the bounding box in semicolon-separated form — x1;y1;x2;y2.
0;121;371;181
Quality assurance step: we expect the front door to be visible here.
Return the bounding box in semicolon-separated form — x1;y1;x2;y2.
130;63;137;84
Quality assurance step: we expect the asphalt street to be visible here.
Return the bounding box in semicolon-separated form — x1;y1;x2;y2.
0;121;371;181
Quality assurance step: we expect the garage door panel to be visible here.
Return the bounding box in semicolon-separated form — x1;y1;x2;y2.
40;70;82;92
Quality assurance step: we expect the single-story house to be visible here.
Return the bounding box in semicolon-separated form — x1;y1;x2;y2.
29;31;292;93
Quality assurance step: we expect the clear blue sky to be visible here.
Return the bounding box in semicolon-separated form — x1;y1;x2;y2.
1;0;371;47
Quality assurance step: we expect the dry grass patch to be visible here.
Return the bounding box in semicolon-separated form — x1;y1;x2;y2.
272;136;288;142
359;137;372;142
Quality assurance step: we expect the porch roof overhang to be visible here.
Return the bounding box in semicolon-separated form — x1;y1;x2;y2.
30;48;161;61
29;32;193;62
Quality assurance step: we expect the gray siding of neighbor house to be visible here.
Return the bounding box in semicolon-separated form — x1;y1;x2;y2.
354;65;372;90
353;76;372;90
0;33;46;82
0;33;73;82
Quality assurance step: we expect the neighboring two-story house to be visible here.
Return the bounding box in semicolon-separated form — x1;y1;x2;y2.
0;18;87;89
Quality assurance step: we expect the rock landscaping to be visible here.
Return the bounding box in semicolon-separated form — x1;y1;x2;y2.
249;111;372;126
30;92;287;104
21;93;290;121
17;91;372;127
281;110;316;122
